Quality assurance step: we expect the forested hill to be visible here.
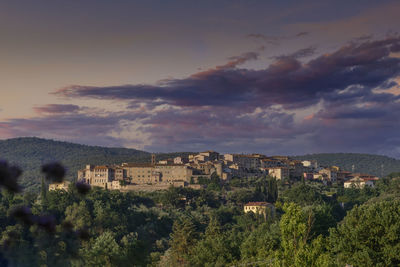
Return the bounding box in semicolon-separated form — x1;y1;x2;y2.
2;138;400;191
293;153;400;177
0;137;191;191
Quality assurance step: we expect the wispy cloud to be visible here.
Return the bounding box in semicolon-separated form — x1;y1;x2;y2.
274;46;316;59
33;104;81;114
246;31;310;45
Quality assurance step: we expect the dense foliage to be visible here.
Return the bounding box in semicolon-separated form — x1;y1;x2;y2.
1;172;400;266
293;153;400;177
1;139;400;266
0;138;192;191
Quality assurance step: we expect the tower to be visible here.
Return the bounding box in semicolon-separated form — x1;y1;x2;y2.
151;154;156;165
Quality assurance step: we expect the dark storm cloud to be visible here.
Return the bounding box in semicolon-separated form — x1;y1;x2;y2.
55;36;400;110
309;100;400;156
5;36;400;156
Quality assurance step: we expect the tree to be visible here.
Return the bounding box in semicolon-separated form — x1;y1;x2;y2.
119;232;147;266
308;204;337;237
189;216;239;266
160;187;185;208
82;231;122;267
0;224;37;266
282;183;325;206
40;177;48;209
329;200;400;266
275;202;331;267
240;222;280;263
169;218;198;265
64;201;92;230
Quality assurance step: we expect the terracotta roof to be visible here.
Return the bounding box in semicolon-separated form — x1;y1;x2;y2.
345;177;379;183
123;163;154;167
362;177;379;181
155;163;187;167
94;165;109;169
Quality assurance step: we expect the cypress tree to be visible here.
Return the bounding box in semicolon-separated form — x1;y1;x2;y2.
40;177;48;209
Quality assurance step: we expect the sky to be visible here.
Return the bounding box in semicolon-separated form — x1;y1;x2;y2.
1;0;400;157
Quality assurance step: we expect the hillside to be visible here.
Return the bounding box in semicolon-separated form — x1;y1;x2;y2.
0;137;191;191
293;153;400;177
2;138;400;191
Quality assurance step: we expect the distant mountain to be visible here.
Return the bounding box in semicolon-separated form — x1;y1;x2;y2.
0;137;191;191
293;153;400;177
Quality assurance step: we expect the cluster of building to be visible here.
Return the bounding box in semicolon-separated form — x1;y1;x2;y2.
72;151;308;191
302;160;380;188
48;150;380;192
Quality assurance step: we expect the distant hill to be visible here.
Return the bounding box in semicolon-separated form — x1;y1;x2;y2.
0;137;192;191
293;153;400;177
3;138;400;191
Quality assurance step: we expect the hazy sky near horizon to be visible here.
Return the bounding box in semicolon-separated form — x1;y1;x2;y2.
1;0;400;156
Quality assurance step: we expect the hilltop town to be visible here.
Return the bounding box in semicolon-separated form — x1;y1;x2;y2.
50;150;380;192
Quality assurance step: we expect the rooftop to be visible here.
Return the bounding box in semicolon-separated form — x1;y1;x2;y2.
244;202;272;206
94;165;110;169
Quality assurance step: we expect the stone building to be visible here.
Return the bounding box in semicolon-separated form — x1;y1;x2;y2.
49;181;70;191
244;202;275;218
267;167;289;180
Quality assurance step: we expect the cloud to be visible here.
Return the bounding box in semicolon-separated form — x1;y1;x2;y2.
33;104;80;114
4;36;400;156
0;111;145;147
275;46;316;59
246;34;280;44
190;51;259;78
55;36;400;110
246;31;310;45
296;32;309;37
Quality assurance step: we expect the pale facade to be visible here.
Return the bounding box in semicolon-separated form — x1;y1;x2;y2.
174;156;188;164
154;164;193;182
49;181;70;191
267;167;289;180
124;164;158;184
244;202;275;217
91;166;115;188
121;163;193;184
260;158;283;168
224;154;262;169
115;167;126;181
78;165;116;189
302;160;318;169
344;178;377;188
319;168;337;182
199;151;220;161
289;160;305;178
